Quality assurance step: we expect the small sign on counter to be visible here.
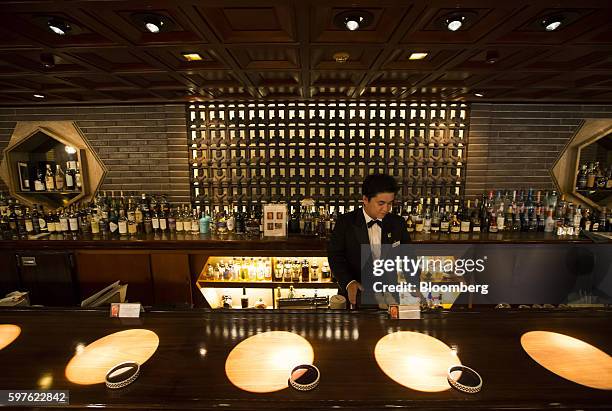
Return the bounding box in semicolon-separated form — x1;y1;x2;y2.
110;303;142;318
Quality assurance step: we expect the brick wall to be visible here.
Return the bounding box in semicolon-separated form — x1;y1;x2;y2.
466;103;612;198
0;104;190;204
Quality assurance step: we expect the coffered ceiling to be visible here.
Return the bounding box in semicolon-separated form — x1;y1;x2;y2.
0;0;611;105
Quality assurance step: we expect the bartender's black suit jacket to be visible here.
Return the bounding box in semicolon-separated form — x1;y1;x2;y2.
327;208;411;298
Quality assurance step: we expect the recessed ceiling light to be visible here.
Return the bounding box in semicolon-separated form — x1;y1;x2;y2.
182;52;203;61
440;11;476;32
333;10;373;32
33;93;46;99
40;53;56;68
131;13;174;34
333;51;350;63
474;92;484;97
409;52;428;60
47;18;71;36
542;15;564;31
485;50;499;64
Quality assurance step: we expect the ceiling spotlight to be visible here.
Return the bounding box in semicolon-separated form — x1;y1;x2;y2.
47;18;71;36
441;11;476;32
132;13;174;34
542;15;564;31
333;10;373;32
409;52;428;60
40;53;56;68
33;93;46;99
474;92;484;97
485;50;499;64
182;52;203;61
333;51;350;63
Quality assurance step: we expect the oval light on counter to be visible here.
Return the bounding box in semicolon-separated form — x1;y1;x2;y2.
225;331;314;393
375;331;460;392
65;329;159;385
0;324;21;351
521;331;612;390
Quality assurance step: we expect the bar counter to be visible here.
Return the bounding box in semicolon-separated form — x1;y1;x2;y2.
0;308;611;410
0;231;595;251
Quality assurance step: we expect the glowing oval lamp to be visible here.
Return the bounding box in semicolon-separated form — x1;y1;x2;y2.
225;331;314;393
65;329;159;385
0;324;21;351
375;331;460;392
521;331;612;390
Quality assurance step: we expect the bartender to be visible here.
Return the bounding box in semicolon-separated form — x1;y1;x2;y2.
327;173;411;307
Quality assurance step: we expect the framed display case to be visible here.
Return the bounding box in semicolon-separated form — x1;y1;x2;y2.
0;121;107;209
196;255;337;309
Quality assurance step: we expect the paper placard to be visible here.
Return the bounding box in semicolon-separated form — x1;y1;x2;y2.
389;304;421;320
263;203;288;237
110;303;141;318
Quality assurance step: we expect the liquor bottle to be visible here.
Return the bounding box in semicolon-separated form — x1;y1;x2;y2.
226;206;235;233
440;206;450;233
586;163;596;188
30;205;40;234
151;207;160;233
117;209;127;235
423;204;431;234
159;208;167;232
67;208;78;233
544;209;555;233
450;213;461;233
8;205;18;235
65;165;75;190
301;259;310;282
310;261;319;282
191;209;200;234
460;201;471;233
108;206;119;235
199;208;210;234
90;211;100;234
216;208;228;234
167;207;176;232
34;166;46;191
431;205;440;233
577;164;588;190
16;206;27;237
175;206;184;232
55;165;65;191
143;206;153;234
45;164;55;191
18;165;31;191
59;209;69;233
24;207;34;234
241;288;249;309
37;205;47;233
235;204;245;234
414;200;424;233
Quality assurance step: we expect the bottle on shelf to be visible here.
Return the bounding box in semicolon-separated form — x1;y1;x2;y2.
241;288;249;309
45;164;55;191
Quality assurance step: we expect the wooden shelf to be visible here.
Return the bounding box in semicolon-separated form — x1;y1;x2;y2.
197;280;337;289
17;190;83;195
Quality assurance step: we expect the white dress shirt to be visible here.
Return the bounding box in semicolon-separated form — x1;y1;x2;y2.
347;209;382;290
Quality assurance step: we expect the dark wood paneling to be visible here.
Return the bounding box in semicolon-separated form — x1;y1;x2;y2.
150;253;192;307
75;251;153;305
16;251;78;306
0;251;19;296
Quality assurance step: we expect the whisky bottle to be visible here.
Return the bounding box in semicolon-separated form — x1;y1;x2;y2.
321;260;331;281
175;206;184;232
159;208;167;232
167;207;176;232
190;209;200;234
199;209;210;234
31;205;41;234
440;207;450;233
45;164;55;191
24;208;34;234
577;164;588;190
450;214;460;233
241;288;249;309
117;209;127;235
226;206;235;233
65;165;75;190
58;209;69;233
301;259;310;282
460;201;471;233
34;166;46;191
37;205;47;233
55;165;65;191
143;208;153;234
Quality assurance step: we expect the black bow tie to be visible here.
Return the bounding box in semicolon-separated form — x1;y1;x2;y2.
367;219;382;228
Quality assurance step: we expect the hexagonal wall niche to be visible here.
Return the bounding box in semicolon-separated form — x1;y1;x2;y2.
0;121;107;209
551;119;612;211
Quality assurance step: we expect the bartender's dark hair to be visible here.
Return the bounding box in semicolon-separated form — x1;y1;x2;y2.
362;173;398;200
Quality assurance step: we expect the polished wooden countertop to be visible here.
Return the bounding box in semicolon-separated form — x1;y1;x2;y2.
0;231;595;251
0;308;610;410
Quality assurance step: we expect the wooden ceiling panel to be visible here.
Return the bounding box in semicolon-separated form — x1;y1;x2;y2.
0;0;610;104
198;6;295;43
230;47;299;70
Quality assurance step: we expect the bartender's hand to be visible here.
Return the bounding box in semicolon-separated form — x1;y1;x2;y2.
347;281;364;306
